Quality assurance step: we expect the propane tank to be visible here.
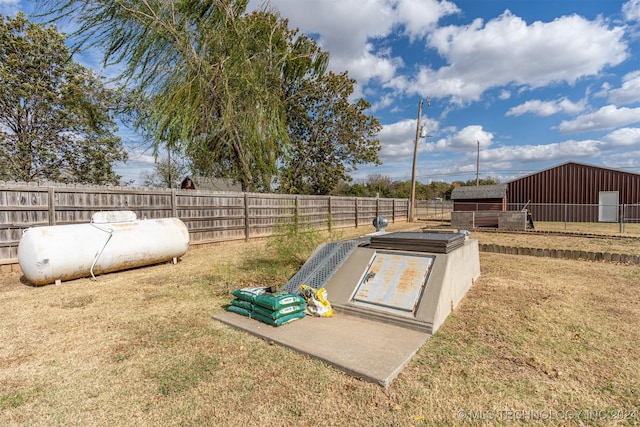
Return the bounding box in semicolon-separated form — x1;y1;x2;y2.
18;212;189;285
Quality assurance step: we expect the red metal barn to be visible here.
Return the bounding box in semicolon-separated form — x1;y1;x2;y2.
506;161;640;222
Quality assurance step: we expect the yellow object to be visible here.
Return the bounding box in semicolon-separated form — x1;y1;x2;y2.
300;284;334;317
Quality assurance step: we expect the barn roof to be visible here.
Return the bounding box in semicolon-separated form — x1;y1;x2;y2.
450;184;507;200
506;161;640;183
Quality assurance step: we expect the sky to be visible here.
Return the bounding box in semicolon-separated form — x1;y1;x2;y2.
3;0;640;186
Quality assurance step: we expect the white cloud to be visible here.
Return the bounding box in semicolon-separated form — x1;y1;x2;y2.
506;97;586;117
395;0;460;40
378;119;422;159
252;0;459;87
557;105;640;134
602;127;640;147
594;82;612;99
249;3;628;112
254;0;395;85
427;125;493;151
369;93;395;112
392;11;627;103
623;0;640;21
608;70;640;105
332;44;401;88
603;151;640;170
374;122;492;183
377;116;441;160
483;139;603;163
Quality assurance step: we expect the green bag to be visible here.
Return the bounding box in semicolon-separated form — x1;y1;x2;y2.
227;302;305;326
231;287;267;303
251;310;306;327
230;298;305;319
252;303;305;319
227;304;252;317
230;298;254;312
231;287;305;311
253;292;305;311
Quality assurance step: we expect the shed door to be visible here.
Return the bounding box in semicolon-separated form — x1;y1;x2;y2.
598;191;619;222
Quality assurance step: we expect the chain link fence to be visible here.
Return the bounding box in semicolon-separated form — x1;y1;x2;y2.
415;200;640;235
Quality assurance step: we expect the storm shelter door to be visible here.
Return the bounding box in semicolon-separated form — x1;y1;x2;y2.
353;252;434;314
598;191;619;222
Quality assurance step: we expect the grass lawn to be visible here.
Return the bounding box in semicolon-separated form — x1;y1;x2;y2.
1;222;639;426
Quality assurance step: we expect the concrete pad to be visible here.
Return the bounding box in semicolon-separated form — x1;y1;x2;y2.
213;311;429;387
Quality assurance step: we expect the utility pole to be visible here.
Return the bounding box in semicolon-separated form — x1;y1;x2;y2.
168;146;172;189
476;139;480;186
410;99;424;222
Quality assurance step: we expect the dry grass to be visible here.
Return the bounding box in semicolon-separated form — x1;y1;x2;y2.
1;221;639;426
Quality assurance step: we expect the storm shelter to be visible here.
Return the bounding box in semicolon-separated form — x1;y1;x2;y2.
283;231;480;334
216;230;481;387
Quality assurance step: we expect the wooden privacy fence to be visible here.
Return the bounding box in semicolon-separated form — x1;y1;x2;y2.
0;182;409;267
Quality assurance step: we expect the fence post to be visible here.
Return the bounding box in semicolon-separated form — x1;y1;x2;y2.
328;196;332;230
244;193;250;241
564;204;568;230
294;195;299;231
48;186;56;226
355;198;359;228
620;203;625;233
392;199;395;223
171;189;177;218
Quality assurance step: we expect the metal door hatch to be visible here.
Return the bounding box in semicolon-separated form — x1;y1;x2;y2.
353;252;434;313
